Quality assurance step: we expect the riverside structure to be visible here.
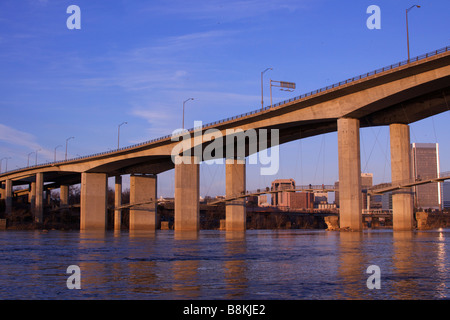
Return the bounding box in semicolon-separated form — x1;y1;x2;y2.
1;47;450;232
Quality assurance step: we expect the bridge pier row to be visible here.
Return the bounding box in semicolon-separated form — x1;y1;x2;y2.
5;179;12;215
114;176;122;231
174;155;200;232
80;172;108;230
337;118;362;231
225;158;246;231
129;174;157;231
390;123;414;231
35;173;44;223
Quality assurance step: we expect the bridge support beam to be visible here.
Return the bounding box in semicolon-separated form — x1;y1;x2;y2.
80;172;108;230
60;185;69;206
35;172;44;224
337;118;362;231
225;158;246;231
390;123;414;231
129;174;157;231
174;155;200;232
5;179;12;215
114;176;122;231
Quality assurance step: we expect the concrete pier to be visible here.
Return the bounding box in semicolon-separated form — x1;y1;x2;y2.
174;155;200;232
80;172;108;230
60;185;69;206
390;123;414;230
337;118;362;231
35;172;44;223
30;181;36;216
129;174;157;231
225;158;246;231
5;179;12;215
114;176;122;231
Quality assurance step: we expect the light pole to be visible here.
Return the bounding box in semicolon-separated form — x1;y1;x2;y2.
182;98;194;129
54;145;62;162
4;157;11;172
406;5;421;63
0;157;9;173
118;122;127;149
35;149;41;166
27;152;35;167
65;137;74;160
261;68;273;110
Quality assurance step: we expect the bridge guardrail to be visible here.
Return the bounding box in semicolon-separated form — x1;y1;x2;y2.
2;46;449;175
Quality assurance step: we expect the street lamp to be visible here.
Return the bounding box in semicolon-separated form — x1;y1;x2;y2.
27;152;35;167
118;122;127;149
182;98;194;129
65;137;74;160
4;157;11;172
0;157;10;173
54;145;62;162
406;5;421;63
261;67;273;110
35;149;41;166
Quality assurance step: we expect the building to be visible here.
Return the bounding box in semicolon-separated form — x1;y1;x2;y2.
289;192;314;210
411;143;441;210
271;179;295;207
444;182;450;209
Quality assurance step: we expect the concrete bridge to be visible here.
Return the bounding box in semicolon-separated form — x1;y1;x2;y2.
1;46;449;232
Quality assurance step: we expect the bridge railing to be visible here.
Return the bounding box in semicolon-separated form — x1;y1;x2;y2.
2;46;449;175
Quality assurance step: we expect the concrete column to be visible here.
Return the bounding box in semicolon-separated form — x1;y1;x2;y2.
114;176;122;231
225;158;246;231
35;173;44;223
30;181;36;215
390;123;414;231
80;172;108;230
337;118;362;231
0;182;4;199
129;174;157;231
5;179;12;215
60;185;69;206
174;155;200;232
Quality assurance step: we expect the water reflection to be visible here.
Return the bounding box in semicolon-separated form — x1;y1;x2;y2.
1;229;450;299
224;231;248;299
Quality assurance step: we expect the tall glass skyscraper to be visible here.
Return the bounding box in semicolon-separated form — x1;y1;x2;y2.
411;143;441;210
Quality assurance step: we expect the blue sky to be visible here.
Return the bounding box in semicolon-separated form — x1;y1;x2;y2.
0;0;449;197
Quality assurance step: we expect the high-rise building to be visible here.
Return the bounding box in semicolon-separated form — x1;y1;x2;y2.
411;143;441;210
443;182;450;209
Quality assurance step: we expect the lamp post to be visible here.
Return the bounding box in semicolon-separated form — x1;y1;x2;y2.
35;149;41;166
406;5;421;63
182;98;194;129
0;157;10;173
118;122;127;149
65;137;74;160
261;67;273;110
54;145;62;162
27;152;35;167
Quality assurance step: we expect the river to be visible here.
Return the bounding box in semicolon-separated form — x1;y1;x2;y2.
0;229;449;300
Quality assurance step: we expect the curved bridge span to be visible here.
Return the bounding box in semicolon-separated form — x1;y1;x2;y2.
1;46;450;231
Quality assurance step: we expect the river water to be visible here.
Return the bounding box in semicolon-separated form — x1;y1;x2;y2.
0;228;449;300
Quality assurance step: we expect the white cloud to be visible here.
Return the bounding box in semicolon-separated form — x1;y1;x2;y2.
0;124;53;162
